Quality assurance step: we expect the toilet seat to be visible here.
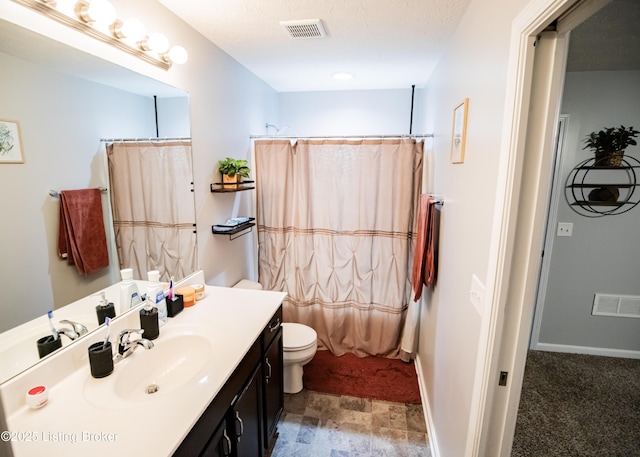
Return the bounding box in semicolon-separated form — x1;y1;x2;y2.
282;323;317;351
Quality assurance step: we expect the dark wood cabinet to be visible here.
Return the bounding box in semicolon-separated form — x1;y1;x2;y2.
200;421;231;457
233;366;263;457
262;313;283;449
173;305;283;457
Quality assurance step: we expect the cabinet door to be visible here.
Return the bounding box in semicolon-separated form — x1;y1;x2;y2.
200;419;232;457
233;366;263;457
263;328;283;447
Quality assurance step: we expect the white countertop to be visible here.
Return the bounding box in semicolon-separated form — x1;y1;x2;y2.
1;284;286;457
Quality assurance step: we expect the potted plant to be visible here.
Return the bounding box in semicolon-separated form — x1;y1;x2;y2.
218;157;251;188
583;125;639;167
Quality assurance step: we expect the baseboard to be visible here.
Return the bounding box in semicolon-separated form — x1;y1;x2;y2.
414;356;440;457
534;342;640;359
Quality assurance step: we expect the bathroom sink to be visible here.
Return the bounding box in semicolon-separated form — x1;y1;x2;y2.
84;330;214;409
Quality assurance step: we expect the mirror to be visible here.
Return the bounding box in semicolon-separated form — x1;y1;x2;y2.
0;19;193;383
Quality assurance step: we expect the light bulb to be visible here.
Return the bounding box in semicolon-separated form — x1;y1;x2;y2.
145;32;170;53
80;0;117;26
117;18;146;42
165;45;188;65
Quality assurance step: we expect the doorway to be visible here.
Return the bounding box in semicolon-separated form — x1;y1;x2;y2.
512;0;640;454
467;0;637;456
530;0;640;357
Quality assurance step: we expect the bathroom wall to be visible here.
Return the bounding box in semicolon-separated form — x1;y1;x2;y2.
0;51;156;332
418;0;531;454
157;96;191;137
536;70;640;353
278;88;426;136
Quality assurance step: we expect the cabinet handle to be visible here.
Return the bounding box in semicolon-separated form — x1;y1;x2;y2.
268;318;280;332
235;411;244;442
222;430;231;456
265;357;272;384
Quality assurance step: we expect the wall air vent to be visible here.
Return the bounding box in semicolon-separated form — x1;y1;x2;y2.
593;293;640;318
280;19;326;39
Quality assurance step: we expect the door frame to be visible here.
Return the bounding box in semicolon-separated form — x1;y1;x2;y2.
529;114;569;349
465;0;614;455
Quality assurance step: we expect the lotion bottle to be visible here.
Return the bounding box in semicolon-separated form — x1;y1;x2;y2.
120;268;142;314
147;270;168;326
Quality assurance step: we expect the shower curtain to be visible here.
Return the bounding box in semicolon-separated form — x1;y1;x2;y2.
106;141;197;281
255;139;423;358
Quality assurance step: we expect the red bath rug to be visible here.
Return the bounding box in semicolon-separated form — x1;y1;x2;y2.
303;350;422;404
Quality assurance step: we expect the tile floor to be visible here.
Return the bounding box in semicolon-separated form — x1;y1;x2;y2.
269;389;431;457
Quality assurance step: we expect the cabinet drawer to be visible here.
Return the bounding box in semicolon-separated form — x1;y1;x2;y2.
261;306;282;350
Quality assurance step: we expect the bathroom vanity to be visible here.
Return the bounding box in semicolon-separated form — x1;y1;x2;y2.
0;280;286;457
174;306;283;456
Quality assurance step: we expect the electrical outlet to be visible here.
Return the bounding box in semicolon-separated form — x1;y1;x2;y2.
557;222;573;237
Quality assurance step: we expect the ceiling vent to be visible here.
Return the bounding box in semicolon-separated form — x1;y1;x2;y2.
280;19;326;39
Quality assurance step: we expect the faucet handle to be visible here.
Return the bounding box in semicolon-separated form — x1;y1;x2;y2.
118;328;145;345
59;320;88;337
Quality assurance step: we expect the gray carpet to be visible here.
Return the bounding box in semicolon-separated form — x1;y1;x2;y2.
512;350;640;457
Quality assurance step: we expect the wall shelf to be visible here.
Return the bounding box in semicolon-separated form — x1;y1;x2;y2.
565;156;640;217
211;222;255;240
210;180;255;193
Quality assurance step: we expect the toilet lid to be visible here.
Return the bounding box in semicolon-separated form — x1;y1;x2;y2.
282;323;317;350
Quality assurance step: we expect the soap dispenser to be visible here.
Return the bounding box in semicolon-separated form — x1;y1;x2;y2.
139;290;159;340
95;292;116;326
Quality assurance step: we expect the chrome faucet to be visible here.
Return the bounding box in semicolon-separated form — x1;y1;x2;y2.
114;329;154;363
57;320;89;340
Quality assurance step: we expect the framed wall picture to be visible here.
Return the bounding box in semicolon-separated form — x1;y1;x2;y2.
451;98;469;164
0;120;24;163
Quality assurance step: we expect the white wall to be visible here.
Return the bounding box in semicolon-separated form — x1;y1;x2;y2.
157;96;191;137
278;88;426;136
538;70;640;352
0;51;156;332
418;0;531;455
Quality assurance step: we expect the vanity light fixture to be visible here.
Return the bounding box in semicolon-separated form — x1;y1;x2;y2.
113;18;146;43
10;0;188;70
142;32;170;53
78;0;117;27
164;45;189;65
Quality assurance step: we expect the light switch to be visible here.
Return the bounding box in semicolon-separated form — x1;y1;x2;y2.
470;274;485;315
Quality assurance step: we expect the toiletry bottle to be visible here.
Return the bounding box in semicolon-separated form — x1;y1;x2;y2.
147;270;168;326
120;268;142;314
139;291;159;340
95;292;116;325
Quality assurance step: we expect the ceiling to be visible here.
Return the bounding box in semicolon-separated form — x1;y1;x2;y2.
2;0;638;97
566;0;640;72
158;0;472;92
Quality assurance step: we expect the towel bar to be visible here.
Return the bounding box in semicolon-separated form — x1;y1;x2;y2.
49;187;108;198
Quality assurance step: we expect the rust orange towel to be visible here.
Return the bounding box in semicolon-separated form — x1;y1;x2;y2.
411;195;440;301
57;188;109;276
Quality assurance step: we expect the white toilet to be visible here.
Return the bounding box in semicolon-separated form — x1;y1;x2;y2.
233;280;318;394
281;322;317;393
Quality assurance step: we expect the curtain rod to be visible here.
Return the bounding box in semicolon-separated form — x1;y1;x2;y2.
100;137;191;143
249;134;434;140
